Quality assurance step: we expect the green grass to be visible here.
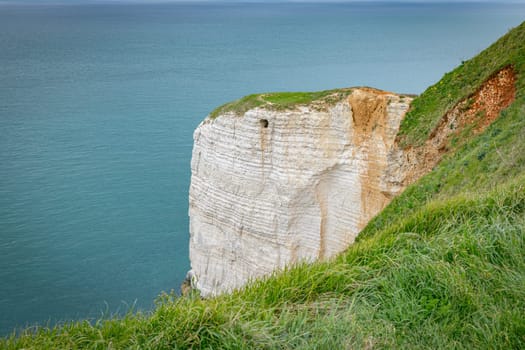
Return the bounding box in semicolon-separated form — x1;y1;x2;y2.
209;88;353;119
3;21;525;350
398;21;525;147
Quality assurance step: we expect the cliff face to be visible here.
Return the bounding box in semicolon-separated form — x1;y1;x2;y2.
189;65;515;296
189;88;412;296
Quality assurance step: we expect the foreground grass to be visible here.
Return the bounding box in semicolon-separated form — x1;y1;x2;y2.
3;179;524;349
3;20;525;350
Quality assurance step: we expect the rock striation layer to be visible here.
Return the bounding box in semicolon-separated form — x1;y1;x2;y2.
188;88;412;296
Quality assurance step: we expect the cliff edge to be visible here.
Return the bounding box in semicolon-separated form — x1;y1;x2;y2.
189;88;413;296
189;67;515;296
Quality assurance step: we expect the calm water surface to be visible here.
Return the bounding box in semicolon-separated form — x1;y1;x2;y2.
1;1;524;335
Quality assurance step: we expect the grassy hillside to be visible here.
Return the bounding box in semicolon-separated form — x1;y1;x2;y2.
3;22;525;350
398;19;525;147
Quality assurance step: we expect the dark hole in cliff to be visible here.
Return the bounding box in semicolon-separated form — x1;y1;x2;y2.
260;119;269;128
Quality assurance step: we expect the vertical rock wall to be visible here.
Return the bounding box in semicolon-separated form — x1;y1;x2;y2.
189;88;412;296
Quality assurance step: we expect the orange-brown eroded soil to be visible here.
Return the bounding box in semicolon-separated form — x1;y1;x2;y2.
403;66;517;185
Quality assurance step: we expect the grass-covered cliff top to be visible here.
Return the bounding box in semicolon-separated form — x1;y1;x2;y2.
209;88;354;119
209;87;415;119
3;22;525;350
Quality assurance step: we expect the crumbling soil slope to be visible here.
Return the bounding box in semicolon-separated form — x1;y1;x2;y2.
401;66;516;186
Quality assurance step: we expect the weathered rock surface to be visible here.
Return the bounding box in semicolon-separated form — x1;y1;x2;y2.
189;88;412;296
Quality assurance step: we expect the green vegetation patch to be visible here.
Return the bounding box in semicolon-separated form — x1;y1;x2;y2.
209;88;353;119
398;21;525;147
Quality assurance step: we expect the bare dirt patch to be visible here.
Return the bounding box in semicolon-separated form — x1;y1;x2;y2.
402;66;517;185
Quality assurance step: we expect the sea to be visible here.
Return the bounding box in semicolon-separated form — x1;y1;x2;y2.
1;0;524;336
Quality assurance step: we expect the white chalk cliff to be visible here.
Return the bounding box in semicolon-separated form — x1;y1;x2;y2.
189;88;413;296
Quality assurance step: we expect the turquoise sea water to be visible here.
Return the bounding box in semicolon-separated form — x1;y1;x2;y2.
1;1;524;335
